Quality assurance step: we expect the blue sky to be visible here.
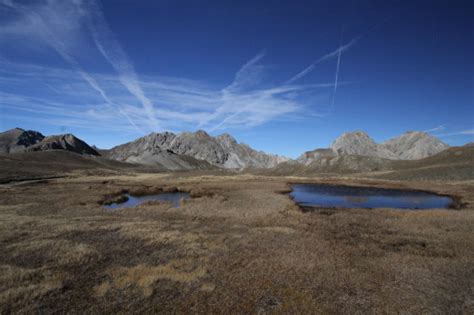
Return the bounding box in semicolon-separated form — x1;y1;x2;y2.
0;0;473;158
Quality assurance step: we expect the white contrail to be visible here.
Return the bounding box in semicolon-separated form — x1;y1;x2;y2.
330;35;343;111
0;0;145;134
435;129;474;137
0;2;106;101
288;19;390;85
287;37;358;84
84;0;159;130
226;51;265;92
2;0;352;133
423;125;445;133
208;52;266;130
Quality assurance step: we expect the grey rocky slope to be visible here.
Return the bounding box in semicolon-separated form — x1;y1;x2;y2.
0;128;99;156
0;128;45;153
103;133;212;171
26;134;100;156
331;131;397;159
381;131;449;160
261;145;474;178
296;148;336;166
107;130;288;169
274;153;393;175
299;130;449;165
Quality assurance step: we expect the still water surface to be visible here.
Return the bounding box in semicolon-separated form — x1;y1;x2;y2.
290;184;453;210
104;192;190;210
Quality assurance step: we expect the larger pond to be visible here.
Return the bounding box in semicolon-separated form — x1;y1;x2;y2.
290;184;454;210
104;192;190;210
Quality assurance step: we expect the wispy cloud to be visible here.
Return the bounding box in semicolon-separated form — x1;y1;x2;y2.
0;59;333;133
0;0;145;133
208;51;300;131
0;0;350;134
81;0;159;130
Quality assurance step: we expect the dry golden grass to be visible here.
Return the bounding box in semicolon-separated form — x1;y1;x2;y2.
97;258;207;297
0;172;473;313
0;265;64;308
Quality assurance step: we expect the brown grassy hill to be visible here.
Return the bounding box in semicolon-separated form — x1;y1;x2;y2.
374;146;474;180
256;154;395;176
0;150;159;183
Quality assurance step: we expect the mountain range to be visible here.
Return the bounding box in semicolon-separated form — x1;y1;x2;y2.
104;130;288;170
299;130;449;164
0;128;456;172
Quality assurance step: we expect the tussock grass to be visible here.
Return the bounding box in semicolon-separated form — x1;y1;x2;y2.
0;173;473;313
9;239;101;266
0;265;64;308
97;258;207;297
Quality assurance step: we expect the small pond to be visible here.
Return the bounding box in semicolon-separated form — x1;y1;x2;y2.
104;192;191;210
290;184;454;210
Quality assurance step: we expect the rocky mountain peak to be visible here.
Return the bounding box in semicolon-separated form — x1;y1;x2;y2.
0;128;98;155
108;130;287;169
0;128;45;153
217;133;237;146
194;130;210;138
331;130;396;159
26;134;99;156
382;131;448;160
300;130;449;164
331;131;373;148
151;132;176;147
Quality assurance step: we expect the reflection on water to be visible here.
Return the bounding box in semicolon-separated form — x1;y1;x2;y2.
104;192;190;210
290;184;453;210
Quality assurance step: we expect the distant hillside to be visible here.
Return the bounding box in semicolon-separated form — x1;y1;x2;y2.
0;128;45;153
296;148;336;165
107;130;288;170
381;131;449;159
331;131;397;159
2;128;466;176
262;146;474;181
297;130;449;168
26;134;99;155
0;150;154;183
259;154;395;176
375;146;474;180
0;128;98;156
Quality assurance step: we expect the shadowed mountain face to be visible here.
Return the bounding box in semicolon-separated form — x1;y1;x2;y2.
26;134;100;156
0;128;45;153
106;130;288;169
0;128;99;156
